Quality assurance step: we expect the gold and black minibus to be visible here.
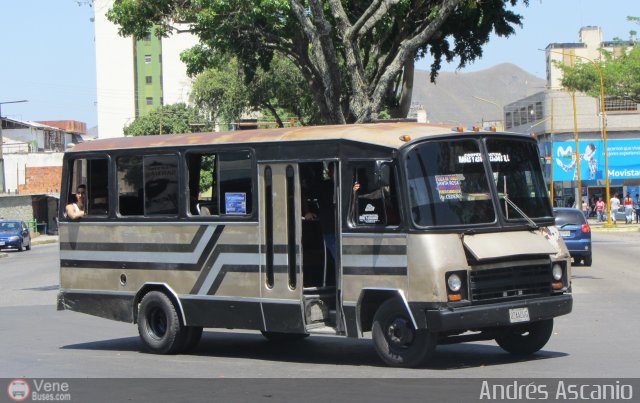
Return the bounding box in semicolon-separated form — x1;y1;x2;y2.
57;122;572;367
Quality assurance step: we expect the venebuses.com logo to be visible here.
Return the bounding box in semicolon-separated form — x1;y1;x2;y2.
6;378;72;401
7;379;30;402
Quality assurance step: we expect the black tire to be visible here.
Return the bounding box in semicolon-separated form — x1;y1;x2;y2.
572;258;580;266
371;298;436;368
495;319;554;355
17;242;24;252
583;254;592;267
181;326;203;353
137;291;186;354
25;241;31;251
261;331;309;342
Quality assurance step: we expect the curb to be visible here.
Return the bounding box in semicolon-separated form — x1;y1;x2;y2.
31;239;58;246
590;226;640;233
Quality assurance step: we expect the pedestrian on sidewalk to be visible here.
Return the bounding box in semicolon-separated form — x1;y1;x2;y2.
581;199;590;220
623;193;634;224
596;197;605;223
610;193;621;224
635;194;640;224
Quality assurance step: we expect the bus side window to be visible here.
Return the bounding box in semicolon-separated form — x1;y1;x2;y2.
350;162;400;226
219;151;253;215
65;157;110;218
116;154;180;216
186;153;218;216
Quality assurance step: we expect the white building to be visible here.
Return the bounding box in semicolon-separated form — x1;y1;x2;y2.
94;0;198;138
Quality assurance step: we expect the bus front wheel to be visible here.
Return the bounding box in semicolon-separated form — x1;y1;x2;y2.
495;319;554;355
371;298;436;368
138;291;186;354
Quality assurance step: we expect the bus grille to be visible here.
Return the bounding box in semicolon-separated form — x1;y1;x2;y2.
469;264;552;303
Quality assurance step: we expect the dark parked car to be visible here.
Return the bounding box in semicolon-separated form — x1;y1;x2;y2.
0;220;31;252
554;208;591;266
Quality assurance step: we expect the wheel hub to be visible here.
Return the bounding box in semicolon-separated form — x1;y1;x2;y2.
386;318;414;347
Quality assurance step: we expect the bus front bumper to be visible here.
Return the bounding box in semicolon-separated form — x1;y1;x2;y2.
422;294;573;332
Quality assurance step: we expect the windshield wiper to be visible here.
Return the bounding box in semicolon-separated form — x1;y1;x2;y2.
503;195;539;229
501;176;538;229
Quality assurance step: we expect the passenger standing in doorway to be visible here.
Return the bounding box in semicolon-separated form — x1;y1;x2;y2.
595;197;605;223
303;163;337;262
610;193;621;224
623;193;634;224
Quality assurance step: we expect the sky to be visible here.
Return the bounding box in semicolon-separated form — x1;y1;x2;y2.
0;0;637;129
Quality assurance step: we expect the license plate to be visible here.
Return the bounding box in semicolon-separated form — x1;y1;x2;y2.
559;230;571;237
509;307;530;323
0;242;4;246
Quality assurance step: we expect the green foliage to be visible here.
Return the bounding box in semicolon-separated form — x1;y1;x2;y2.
108;0;529;123
559;15;640;103
190;54;320;126
122;103;211;136
558;45;640;103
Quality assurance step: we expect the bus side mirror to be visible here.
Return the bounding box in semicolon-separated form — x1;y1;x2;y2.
376;161;391;187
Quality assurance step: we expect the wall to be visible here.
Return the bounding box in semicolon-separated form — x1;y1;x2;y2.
0;195;34;223
18;166;63;194
3;153;63;193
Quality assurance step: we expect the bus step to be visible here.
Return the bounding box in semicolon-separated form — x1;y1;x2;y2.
306;325;337;335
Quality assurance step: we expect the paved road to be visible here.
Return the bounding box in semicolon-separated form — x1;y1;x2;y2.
1;234;640;379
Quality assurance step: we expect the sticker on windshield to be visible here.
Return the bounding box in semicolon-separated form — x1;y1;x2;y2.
458;152;511;163
435;174;464;201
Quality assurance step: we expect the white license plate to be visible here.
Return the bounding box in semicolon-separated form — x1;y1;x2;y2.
0;242;4;246
559;230;571;237
509;307;530;323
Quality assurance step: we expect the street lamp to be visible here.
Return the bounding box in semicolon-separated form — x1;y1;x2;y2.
545;49;610;225
473;96;503;131
0;100;29;193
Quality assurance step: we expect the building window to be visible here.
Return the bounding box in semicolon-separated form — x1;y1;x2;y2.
144;54;152;64
535;102;543;120
146;97;153;105
505;112;513;130
145;76;152;84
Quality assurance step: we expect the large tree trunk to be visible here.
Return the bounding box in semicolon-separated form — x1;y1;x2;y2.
391;59;415;118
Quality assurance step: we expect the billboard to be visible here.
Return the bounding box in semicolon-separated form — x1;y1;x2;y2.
552;139;640;181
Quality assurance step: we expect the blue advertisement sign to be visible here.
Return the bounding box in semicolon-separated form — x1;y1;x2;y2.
224;192;247;215
552;139;640;181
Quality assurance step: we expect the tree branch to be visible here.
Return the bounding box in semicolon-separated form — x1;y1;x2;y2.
352;0;400;40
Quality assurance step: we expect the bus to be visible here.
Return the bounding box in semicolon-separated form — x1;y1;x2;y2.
57;122;572;367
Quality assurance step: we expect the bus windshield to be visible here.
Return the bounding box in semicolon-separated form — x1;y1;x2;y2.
486;138;553;222
405;137;552;228
405;139;495;227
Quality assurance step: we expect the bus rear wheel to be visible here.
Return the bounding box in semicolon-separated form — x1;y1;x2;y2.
495;319;554;355
138;291;186;354
371;298;436;368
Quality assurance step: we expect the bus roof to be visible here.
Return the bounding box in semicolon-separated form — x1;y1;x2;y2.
68;122;525;153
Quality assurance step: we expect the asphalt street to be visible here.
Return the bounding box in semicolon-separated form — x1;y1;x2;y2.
1;233;639;379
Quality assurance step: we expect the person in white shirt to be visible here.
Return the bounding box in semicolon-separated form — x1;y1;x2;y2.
610;193;621;224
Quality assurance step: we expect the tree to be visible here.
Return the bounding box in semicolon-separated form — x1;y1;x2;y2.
123;103;211;136
189;55;320;127
108;0;528;124
559;16;640;103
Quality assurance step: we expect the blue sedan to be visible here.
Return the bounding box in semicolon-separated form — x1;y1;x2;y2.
554;208;592;266
0;220;31;252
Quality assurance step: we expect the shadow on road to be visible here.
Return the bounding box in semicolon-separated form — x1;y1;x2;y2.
61;331;567;369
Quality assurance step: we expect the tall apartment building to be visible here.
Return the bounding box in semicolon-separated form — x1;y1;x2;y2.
94;0;198;138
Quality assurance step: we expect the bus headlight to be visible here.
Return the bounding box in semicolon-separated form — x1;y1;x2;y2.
447;273;462;292
552;264;563;281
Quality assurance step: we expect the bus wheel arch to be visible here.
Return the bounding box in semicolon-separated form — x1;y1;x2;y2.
133;284;202;354
357;289;417;334
133;283;185;326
